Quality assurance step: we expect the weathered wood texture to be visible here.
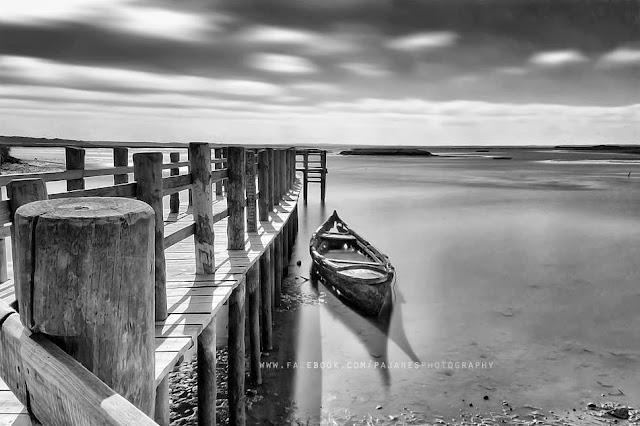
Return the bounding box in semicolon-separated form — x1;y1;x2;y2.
267;148;275;212
155;376;170;426
170;152;181;214
259;249;273;351
226;147;245;250
245;150;257;233
189;143;215;274
247;263;262;385
134;151;167;321
65;147;85;191
274;233;282;307
214;148;224;196
0;302;157;426
303;151;309;202
257;150;270;222
198;318;216;426
12;197;155;414
320;151;327;202
228;280;246;425
279;150;287;199
113;147;129;185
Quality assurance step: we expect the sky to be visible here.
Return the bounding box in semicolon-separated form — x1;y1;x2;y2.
0;0;639;146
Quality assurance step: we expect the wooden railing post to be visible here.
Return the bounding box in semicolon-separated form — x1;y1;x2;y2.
189;143;215;274
273;150;281;204
274;232;282;307
65;146;85;191
246;150;257;233
169;152;181;214
133;152;167;321
267;148;275;212
258;150;270;221
214;148;224;197
13;197;156;414
303;151;309;202
227;147;246;250
320;151;327;203
229;277;246;426
113;147;129;185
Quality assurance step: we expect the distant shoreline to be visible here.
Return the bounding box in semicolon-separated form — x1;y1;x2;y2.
339;148;436;156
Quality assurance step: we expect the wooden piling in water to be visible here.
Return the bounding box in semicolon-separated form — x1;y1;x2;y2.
320;151;327;203
246;150;257;233
215;148;224;197
228;278;246;425
113;147;129;185
189;143;215;274
198;318;217;426
170;152;181;214
65;146;85;191
274;233;282;306
247;262;262;385
303;151;309;202
133;152;167;321
259;249;273;351
12;197;156;414
155;377;170;426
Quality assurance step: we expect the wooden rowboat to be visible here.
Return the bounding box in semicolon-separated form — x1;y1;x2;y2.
309;210;395;317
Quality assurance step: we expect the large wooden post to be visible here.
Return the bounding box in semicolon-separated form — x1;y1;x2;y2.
303;151;309;203
228;278;246;425
113;147;129;185
246;150;257;233
65;146;85;191
258;150;270;221
13;197;156;414
273;150;280;205
0;193;6;283
247;262;262;385
268;244;276;312
259;248;273;351
169;152;181;214
155;377;170;426
189;143;215;274
280;150;288;198
198;317;217;426
134;152;167;321
227;147;246;250
267;148;275;212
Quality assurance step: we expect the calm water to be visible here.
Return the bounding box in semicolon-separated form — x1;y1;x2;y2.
278;148;640;424
7;146;640;423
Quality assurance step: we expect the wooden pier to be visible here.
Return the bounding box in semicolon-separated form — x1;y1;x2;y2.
0;143;300;425
296;149;327;203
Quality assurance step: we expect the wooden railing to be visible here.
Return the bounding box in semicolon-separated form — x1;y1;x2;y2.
0;143;300;425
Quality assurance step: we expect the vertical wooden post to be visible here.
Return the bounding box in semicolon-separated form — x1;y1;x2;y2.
282;221;289;277
247;262;262;385
169;152;180;214
0;193;6;283
320;151;327;203
65;146;85;191
198;317;217;426
267;148;275;212
113;147;129;185
258;150;270;221
154;377;170;426
227;147;246;250
288;149;294;189
214;148;224;197
187;149;193;211
303;151;309;203
268;244;276;312
134;152;167;321
274;233;282;307
189;143;215;274
245;150;257;233
7;178;49;300
279;150;287;199
13;197;156;414
228;279;246;425
259;249;273;351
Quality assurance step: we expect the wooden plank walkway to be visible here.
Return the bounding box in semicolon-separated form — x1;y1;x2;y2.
0;181;301;425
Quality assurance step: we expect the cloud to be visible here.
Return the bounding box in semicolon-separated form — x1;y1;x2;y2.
247;53;318;74
495;66;528;76
529;50;588;67
234;25;316;45
597;47;640;68
0;55;283;97
0;0;220;43
339;62;388;77
386;31;458;52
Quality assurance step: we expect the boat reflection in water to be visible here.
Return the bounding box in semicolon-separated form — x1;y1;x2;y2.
311;272;420;388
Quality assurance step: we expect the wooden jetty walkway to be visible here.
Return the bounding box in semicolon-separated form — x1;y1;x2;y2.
0;143;322;425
